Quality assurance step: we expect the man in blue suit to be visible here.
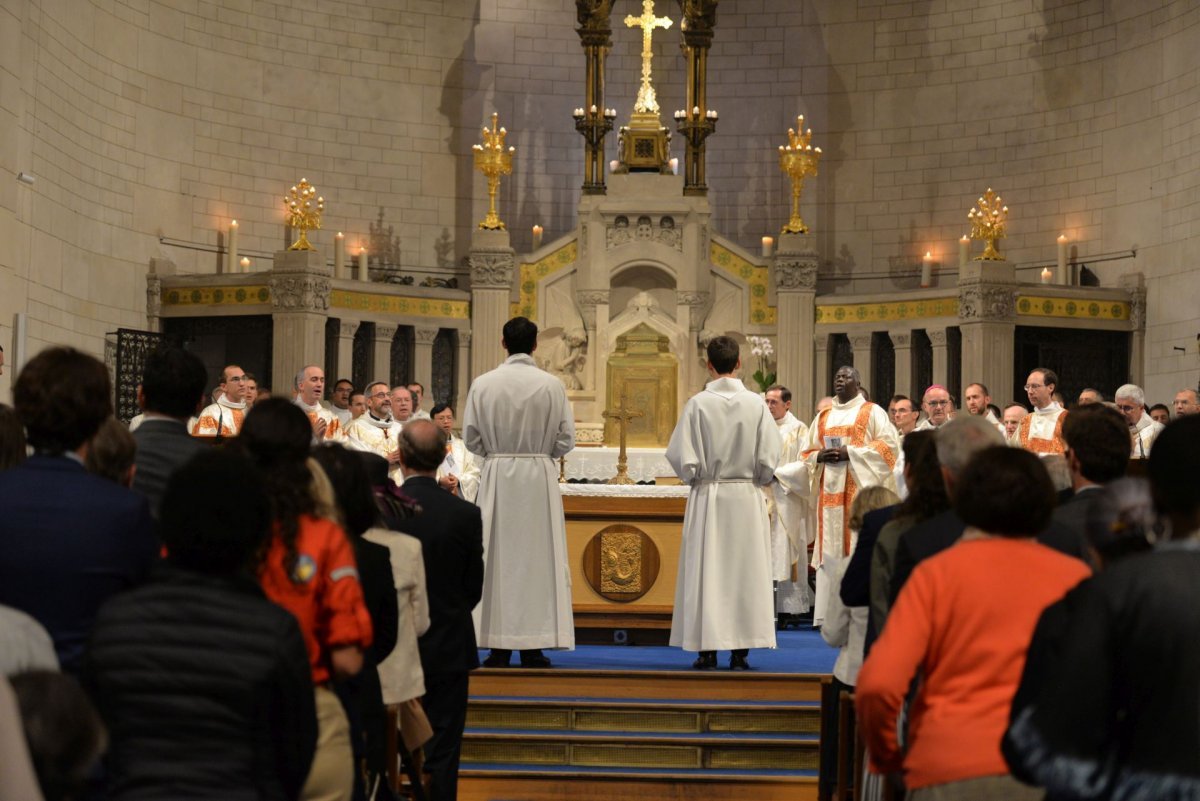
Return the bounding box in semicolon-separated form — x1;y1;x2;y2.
0;347;157;675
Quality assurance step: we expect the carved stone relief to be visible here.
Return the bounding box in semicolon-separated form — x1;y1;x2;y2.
958;285;1015;320
605;215;682;252
468;249;515;288
414;326;440;345
774;259;818;290
269;275;331;312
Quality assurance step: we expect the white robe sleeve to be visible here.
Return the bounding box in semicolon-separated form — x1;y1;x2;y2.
846;405;899;494
665;400;700;484
462;385;486;458
774;414;822;499
458;448;481;503
755;405;783;486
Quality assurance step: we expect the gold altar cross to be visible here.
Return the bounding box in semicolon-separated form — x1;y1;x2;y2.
602;389;645;485
624;0;672;114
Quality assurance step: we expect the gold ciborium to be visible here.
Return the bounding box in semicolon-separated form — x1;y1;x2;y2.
778;116;822;235
283;178;324;251
472;112;515;230
968;188;1009;261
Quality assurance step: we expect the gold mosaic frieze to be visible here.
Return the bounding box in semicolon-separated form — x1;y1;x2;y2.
1016;295;1130;321
816;297;958;324
161;286;270;306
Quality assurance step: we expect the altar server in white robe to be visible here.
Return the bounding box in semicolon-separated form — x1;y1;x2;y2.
776;366;897;626
463;317;575;668
668;336;782;670
764;386;812;617
432;401;480;503
1013;367;1068;455
344;381;403;484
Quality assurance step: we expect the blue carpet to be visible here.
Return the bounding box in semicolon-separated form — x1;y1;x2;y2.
479;628;837;674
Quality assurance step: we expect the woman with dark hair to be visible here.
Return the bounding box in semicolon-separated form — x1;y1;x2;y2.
239;398;372;801
0;403;26;471
857;447;1090;800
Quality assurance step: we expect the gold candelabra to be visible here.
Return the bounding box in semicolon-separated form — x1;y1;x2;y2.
778;116;822;235
472;112;515;230
968;187;1009;261
283;178;324;251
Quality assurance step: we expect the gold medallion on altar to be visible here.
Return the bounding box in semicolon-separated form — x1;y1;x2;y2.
582;524;661;603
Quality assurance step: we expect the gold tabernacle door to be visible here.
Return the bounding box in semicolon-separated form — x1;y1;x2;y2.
604;323;677;447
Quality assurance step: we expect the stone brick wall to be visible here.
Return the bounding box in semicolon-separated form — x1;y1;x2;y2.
1;0;1196;403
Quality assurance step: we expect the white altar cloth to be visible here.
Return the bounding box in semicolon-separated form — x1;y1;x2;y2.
562;447;673;484
559;483;690;499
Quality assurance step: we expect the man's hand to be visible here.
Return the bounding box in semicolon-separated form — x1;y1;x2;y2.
312;417;328;438
386;449;401;466
817;447;850;464
439;473;460;494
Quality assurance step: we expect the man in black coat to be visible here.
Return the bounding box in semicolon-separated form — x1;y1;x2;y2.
1045;405;1130;561
394;420;484;801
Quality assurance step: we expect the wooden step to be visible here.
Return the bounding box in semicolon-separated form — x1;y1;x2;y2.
470;667;825;702
458;766;818;801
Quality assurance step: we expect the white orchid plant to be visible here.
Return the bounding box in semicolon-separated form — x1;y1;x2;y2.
746;335;776;393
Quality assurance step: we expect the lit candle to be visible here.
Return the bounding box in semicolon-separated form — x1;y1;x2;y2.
692;105;700;117
1041;267;1053;284
921;252;933;287
358;247;368;282
669;157;678;174
590;104;597;114
334;232;345;278
227;220;238;274
762;236;774;259
1057;234;1068;284
532;224;543;250
609;159;619;172
239;256;250;273
959;235;969;269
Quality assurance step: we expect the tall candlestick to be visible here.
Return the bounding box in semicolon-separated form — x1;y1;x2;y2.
921;251;933;287
334;232;345;278
959;235;969;269
1057;234;1068;285
227;220;238;274
532;224;543;251
358;247;368;282
762;236;774;258
1041;267;1053;284
239;257;250;273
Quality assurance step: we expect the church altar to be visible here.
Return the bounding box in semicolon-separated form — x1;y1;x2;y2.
561;447;674;484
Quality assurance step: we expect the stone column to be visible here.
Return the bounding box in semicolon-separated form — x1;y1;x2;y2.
891;331;913;399
146;257;174;332
928;326;948;388
413;325;438;400
269;249;332;394
455;330;472;417
469;230;515;380
813;333;831;414
774;233;818;416
850;334;875;396
372;323;398;385
1120;273;1147;385
576;289;610;393
335;320;360;383
958;261;1017;406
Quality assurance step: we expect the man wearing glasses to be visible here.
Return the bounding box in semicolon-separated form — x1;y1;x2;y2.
344;381;403;484
1014;368;1068;455
191;365;248;437
914;385;954;430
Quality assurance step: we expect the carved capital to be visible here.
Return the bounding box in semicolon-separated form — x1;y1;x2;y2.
680;0;717;45
676;290;709;308
927;328;948;346
414;326;440;345
146;274;162;322
1128;288;1146;331
958;285;1015;321
468;249;515;288
576;289;609;330
849;334;872;352
456;330;472;347
375;323;399;342
774;258;818;290
814;334;830;352
890;332;912;349
269;274;331;312
338;320;360;338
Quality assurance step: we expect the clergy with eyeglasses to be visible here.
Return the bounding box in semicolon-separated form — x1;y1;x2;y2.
191;365;248;437
344;381;403;484
1013;368;1068;455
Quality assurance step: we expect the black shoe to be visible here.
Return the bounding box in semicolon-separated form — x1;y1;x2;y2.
482;649;512;668
519;649;552;668
692;651;717;670
729;650;750;671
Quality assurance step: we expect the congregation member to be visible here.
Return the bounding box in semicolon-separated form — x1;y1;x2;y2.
463;316;575;669
963;382;1004;432
84;449;317;801
1003;416;1200;798
432;402;480;503
1174;387;1199;416
1115;383;1163;458
914;385;954;430
409;382;431;420
329;378;355;427
0;347;156;675
0;402;26;470
84;418;137;488
391;385;414;424
295;365;344;440
243;372;260;406
1048;404;1130;559
777;366;897;625
858;447;1090;800
191;363;248;437
1077;387;1103;406
240;398;373;801
349;391;367;420
344;381;402;484
1014;367;1068;454
8;670;108;801
763;385;811;619
1001;402;1028;440
391;419;484;801
1149;403;1171;424
667;336;781;670
130;347;207;518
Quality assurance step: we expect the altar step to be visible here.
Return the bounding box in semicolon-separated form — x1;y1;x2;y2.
459;668;824;800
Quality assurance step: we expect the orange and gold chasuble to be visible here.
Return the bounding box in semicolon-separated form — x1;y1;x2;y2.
1016;407;1067;455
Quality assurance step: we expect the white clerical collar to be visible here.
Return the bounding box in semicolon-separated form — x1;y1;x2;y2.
366;413;394;430
1033;402;1062;415
706;376;746;398
505;353;536;366
294;398;322;414
1131;414;1153;433
217;395;246;411
776;411;798;428
832;394;865;412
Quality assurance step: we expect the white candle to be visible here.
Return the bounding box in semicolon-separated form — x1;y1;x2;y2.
532;224;543;250
609;159;619;172
358;247;368;282
762;236;774;258
1057;234;1068;284
921;252;933;287
334;232;345;278
669;157;678;174
959;235;969;269
1041;267;1053;284
239;257;250;273
227;220;238;274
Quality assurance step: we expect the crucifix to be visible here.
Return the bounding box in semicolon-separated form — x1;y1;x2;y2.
603;389;645;485
624;0;672;114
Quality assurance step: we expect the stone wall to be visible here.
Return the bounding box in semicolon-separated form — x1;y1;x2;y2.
1;0;1197;403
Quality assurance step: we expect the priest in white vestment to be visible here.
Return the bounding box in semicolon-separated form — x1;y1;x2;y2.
293;365;343;441
432;402;480;503
668;336;781;670
344;381;403;484
1115;383;1164;459
192;365;248;437
463;317;575;668
764;386;812;617
329;378;355;428
1013;368;1068;455
776;366;898;626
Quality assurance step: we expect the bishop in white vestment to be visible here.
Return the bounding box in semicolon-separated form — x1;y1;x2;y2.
668;338;781;666
463;319;575;664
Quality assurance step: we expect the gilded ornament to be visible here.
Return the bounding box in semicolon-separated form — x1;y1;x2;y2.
472;112;515;230
283;178;324;251
777;116;822;234
967;188;1009;261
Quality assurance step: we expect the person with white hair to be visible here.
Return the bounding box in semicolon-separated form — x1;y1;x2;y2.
1114;383;1163;459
